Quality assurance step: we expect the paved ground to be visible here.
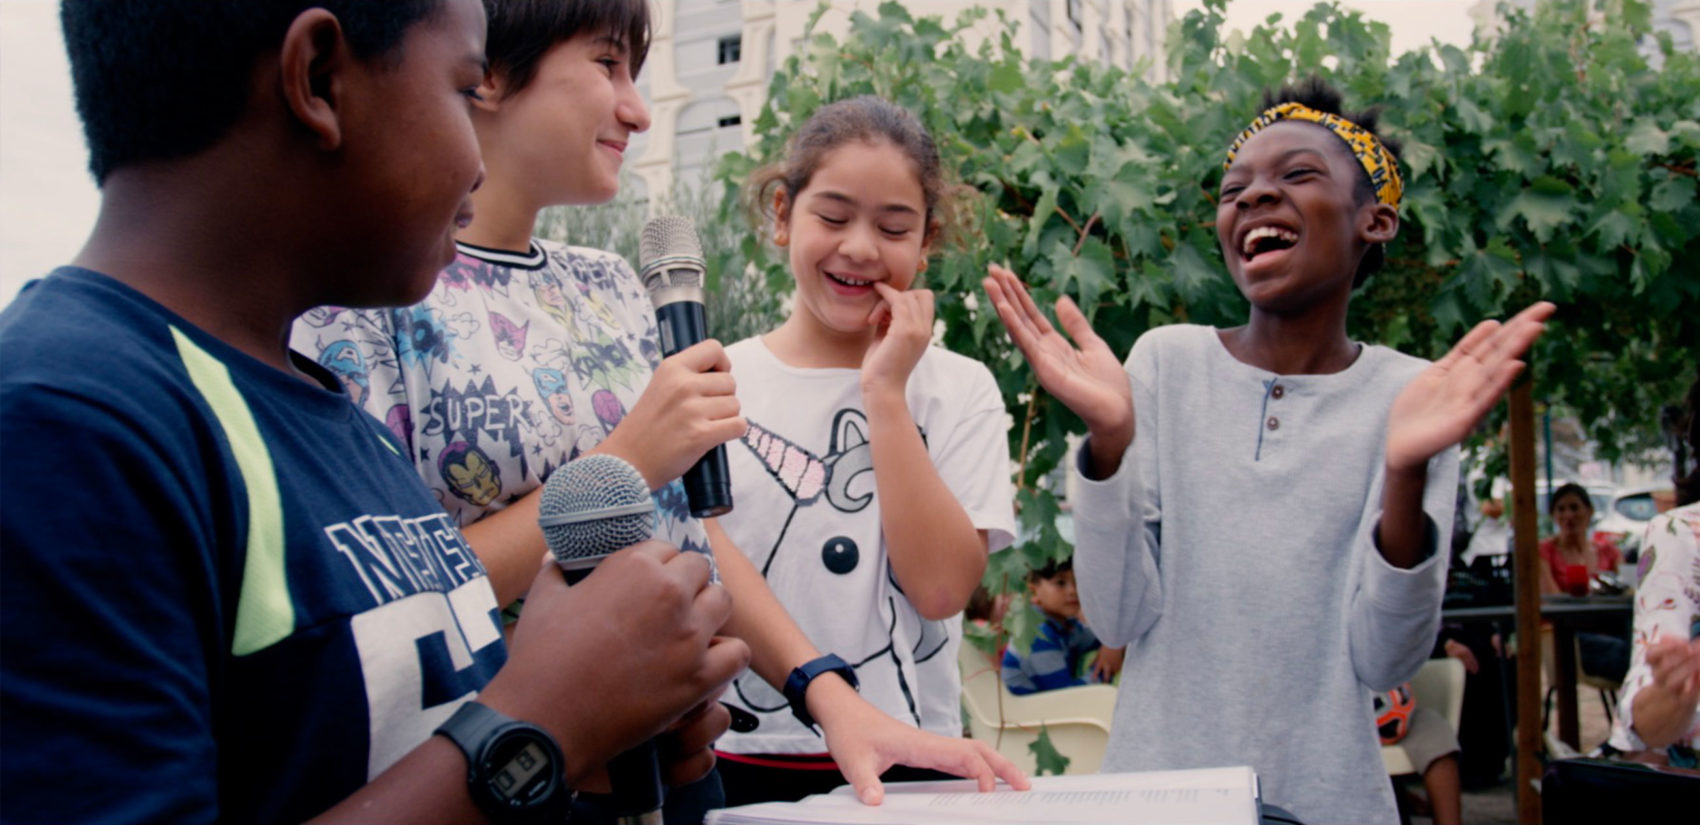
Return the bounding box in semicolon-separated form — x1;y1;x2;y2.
1405;680;1616;825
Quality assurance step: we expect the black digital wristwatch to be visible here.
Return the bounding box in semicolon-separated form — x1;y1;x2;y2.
435;700;573;824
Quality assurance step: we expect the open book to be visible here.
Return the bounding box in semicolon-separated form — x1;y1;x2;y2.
705;765;1261;825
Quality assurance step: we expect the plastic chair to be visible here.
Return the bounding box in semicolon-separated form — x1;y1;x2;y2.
1380;657;1467;776
957;642;1117;775
1540;626;1621;733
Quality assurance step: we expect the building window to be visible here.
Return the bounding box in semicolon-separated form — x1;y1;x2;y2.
717;114;741;128
717;35;742;64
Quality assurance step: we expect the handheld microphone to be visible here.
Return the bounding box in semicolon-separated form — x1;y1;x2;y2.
539;453;657;577
539;453;664;825
639;215;733;518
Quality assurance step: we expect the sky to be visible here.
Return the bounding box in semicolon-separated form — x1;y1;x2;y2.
0;0;1479;307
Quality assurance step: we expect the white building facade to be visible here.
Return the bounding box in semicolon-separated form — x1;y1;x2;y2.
1470;0;1699;51
629;0;1173;205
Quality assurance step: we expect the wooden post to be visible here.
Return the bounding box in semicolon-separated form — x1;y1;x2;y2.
1509;378;1542;823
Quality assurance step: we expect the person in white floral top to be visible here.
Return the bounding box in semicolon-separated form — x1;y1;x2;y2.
1609;375;1700;766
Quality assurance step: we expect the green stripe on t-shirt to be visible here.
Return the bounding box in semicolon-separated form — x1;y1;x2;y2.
170;326;293;655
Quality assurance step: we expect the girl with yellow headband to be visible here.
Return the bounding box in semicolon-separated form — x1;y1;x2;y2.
984;77;1554;824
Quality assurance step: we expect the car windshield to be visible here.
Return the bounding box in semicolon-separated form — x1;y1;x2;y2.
1615;494;1659;521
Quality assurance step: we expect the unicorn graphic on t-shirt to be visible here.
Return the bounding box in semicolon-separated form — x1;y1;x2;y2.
728;409;941;730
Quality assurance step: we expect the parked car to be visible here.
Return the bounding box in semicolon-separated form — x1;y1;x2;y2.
1465;480;1613;562
1592;484;1671;554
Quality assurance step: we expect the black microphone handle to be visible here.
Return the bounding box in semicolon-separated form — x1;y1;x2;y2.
654;300;734;518
608;739;664;825
654;299;709;361
685;444;733;519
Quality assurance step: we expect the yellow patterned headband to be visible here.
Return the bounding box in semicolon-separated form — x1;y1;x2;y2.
1223;102;1404;209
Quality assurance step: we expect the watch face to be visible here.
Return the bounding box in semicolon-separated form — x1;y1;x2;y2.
484;733;559;807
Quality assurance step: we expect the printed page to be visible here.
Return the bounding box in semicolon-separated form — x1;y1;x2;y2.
706;766;1260;825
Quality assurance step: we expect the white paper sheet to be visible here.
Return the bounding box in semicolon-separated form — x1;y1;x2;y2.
705;766;1261;825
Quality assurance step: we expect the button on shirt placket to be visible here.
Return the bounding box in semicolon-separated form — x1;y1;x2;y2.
1255;380;1286;461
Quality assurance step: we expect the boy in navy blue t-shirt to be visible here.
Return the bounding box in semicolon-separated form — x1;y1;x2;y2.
0;3;748;824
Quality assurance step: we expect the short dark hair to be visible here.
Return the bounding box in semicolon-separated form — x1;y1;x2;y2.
484;0;650;97
61;0;442;185
1261;77;1403;288
1028;557;1074;584
1547;482;1594;516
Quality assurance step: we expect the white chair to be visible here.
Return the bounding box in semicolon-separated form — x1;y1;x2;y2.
958;642;1118;775
1540;625;1621;733
1380;657;1467;776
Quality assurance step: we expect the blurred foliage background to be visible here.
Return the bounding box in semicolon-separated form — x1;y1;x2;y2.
551;0;1699;655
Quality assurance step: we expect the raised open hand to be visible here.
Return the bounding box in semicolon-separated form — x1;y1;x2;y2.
1386;302;1555;472
983;264;1132;448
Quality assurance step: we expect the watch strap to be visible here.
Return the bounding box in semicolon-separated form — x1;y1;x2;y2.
436;700;509;764
434;700;572;824
783;653;859;732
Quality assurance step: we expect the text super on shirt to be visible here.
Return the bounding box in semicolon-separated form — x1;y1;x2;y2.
0;268;503;825
290;239;709;557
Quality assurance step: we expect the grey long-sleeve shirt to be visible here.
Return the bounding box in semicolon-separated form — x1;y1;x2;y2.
1072;325;1458;825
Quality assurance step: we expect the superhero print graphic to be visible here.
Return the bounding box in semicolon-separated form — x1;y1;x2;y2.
439;441;501;506
421;374;531;480
528;269;575;332
317;340;370;407
489;312;529;361
531;368;574;429
590;389;627;435
571;329;647;396
440;254;516;293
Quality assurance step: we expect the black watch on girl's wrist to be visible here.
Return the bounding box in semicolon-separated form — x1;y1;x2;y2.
783;653;860;732
434;700;574;824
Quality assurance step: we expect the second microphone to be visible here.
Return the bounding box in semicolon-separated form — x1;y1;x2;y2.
639;215;733;518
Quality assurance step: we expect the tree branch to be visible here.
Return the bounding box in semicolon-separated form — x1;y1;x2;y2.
1054;207;1083;236
1014;389;1039;496
1071;212;1101;256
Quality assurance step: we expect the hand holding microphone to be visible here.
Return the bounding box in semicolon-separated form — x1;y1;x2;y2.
596;339;743;498
592;213;742;513
488;454;747;823
636;215;736;517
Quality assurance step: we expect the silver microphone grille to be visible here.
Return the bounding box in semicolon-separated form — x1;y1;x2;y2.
638;215;705;292
538;454;657;570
